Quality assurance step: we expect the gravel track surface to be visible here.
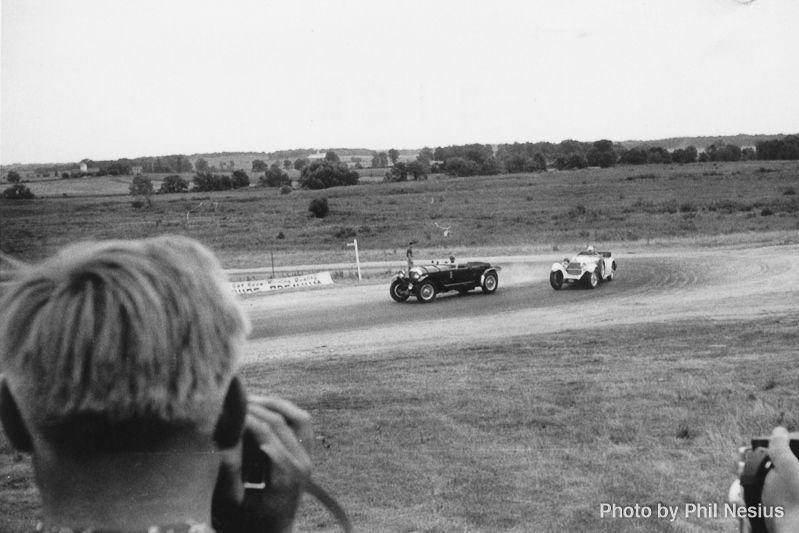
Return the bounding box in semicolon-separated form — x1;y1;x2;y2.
238;244;799;364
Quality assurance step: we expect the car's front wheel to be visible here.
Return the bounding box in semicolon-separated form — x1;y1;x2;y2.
550;270;563;290
389;279;410;302
416;281;437;303
585;269;599;289
608;261;616;281
481;272;498;294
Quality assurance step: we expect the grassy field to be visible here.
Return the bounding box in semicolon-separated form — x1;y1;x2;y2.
1;160;799;532
2;160;798;268
3;316;796;532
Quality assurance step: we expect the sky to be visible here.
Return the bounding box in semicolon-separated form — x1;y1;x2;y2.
1;0;798;165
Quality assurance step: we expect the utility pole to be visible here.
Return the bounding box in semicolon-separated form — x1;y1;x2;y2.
346;239;362;281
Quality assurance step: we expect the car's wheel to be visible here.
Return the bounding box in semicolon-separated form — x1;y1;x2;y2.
389;279;410;302
416;281;437;303
585;269;599;289
608;261;616;281
598;260;605;281
550;270;563;290
481;272;498;294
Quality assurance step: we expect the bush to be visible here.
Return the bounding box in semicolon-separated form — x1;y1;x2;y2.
6;170;21;183
761;207;774;216
299;161;359;189
129;175;154;197
784;187;796;196
159;175;188;194
231;170;250;189
280;185;292;195
61;172;71;179
2;184;35;200
308;197;329;218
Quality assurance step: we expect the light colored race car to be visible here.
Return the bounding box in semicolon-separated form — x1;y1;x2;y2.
550;249;616;290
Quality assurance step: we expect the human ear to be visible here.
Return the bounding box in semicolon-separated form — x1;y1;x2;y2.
213;375;247;450
0;376;34;453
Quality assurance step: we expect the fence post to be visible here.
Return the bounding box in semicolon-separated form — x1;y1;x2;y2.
347;239;362;281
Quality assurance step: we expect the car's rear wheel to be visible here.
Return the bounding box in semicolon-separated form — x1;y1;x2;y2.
585;269;599;289
416;281;437;303
481;272;498;294
608;261;616;281
550;270;563;290
598;260;605;281
389;279;410;302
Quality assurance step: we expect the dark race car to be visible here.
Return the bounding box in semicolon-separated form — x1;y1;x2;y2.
389;259;501;303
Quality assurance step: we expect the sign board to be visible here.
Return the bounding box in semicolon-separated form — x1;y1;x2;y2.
231;272;333;294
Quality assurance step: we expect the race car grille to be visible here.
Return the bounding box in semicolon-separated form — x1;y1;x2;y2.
566;263;583;276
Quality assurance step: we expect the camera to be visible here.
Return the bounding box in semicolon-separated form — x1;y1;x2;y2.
729;436;799;533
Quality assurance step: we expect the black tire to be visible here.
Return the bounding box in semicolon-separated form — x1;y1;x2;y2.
389;279;410;302
481;272;498;294
608;260;617;281
550;270;564;290
585;269;599;289
598;260;605;282
416;281;437;303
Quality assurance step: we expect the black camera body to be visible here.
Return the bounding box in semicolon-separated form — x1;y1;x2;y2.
729;437;799;533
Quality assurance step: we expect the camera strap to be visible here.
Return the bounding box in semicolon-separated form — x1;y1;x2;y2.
741;447;773;533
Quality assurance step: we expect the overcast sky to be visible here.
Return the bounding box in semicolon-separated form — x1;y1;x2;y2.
2;0;798;164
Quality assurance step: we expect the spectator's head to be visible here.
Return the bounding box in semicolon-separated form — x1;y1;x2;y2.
0;236;250;455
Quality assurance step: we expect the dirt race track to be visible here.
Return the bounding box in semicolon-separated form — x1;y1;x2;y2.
238;243;799;364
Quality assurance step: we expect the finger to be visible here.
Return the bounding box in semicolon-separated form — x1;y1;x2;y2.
248;396;311;428
248;396;313;452
246;408;312;473
245;413;312;489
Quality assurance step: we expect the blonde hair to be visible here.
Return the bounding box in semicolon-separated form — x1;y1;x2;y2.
0;236;249;442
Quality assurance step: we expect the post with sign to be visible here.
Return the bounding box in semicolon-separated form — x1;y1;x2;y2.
347;239;362;281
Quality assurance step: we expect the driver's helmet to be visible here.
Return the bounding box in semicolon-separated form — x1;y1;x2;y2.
587;246;595;254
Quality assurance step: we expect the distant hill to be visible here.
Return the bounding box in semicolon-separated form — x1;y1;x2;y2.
618;133;797;150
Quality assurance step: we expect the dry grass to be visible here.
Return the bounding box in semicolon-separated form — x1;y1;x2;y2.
2;161;798;267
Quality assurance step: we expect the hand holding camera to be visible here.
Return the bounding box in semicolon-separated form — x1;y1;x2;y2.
731;427;799;533
213;396;314;533
760;427;799;533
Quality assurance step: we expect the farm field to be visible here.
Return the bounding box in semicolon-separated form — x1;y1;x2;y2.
2;160;798;268
1;160;799;532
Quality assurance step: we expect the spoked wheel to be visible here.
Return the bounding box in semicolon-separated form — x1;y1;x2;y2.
416;281;437;303
389;279;410;302
550;270;564;290
585;269;599;289
481;272;498;294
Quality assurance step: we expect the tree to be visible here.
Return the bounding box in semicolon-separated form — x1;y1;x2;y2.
298;160;359;189
195;158;210;172
388;149;399;165
159;175;188;194
385;162;408;182
406;160;428;180
378;152;389;167
251;159;268;172
231;170;250;189
260;164;290;187
418;147;434;165
229;160;235;169
294;158;308;171
6;170;21;183
283;159;292;171
325;150;340;163
129;175;154;206
308;197;329;218
3;184;35;200
444;157;479;177
61;172;71;180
